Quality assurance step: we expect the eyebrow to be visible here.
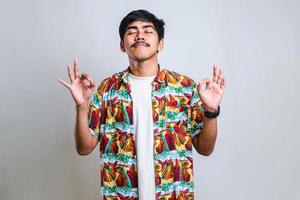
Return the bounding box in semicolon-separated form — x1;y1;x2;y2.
126;25;155;31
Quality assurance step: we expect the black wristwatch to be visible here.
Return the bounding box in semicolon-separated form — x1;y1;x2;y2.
204;105;220;118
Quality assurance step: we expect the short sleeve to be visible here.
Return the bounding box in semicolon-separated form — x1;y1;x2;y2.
190;82;204;138
88;87;103;140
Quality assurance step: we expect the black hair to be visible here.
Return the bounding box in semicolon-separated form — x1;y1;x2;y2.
119;9;165;41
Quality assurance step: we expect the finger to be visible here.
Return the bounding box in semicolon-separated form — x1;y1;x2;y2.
67;64;74;82
80;73;90;81
58;79;71;89
80;73;95;87
74;58;79;79
199;78;210;89
217;67;223;84
220;77;226;90
81;79;95;88
82;79;91;87
199;78;210;84
213;64;220;83
89;79;95;87
81;73;94;83
207;80;213;88
202;78;213;88
199;78;212;90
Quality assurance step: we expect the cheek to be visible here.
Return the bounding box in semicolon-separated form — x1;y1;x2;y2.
150;37;160;46
152;41;160;49
122;43;131;52
123;38;134;47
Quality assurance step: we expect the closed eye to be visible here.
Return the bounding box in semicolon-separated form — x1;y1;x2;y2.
127;32;136;35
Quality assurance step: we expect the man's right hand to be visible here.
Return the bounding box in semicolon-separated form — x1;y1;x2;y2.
59;59;96;107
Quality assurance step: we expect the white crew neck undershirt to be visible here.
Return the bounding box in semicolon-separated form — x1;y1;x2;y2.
128;73;156;199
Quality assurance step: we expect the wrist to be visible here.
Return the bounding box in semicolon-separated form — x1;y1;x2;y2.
203;106;218;112
203;105;220;118
76;102;89;111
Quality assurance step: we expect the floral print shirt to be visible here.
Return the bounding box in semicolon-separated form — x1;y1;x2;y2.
88;66;204;199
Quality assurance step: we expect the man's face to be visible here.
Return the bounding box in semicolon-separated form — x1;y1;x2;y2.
120;20;164;62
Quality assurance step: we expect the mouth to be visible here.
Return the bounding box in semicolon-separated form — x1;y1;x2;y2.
131;42;150;48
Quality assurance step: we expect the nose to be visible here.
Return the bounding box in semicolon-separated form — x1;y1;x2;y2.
135;31;145;41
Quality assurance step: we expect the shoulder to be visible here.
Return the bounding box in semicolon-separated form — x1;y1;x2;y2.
162;68;197;88
95;70;126;95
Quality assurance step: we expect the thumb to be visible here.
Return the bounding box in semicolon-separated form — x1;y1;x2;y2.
197;83;202;92
198;78;210;92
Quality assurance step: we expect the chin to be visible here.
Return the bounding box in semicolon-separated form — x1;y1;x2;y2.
132;53;157;61
130;54;148;61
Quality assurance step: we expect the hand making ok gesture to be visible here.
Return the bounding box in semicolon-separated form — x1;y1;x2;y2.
58;59;95;106
197;64;226;112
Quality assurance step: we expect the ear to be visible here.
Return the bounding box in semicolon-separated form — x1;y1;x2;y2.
120;41;126;52
157;39;164;52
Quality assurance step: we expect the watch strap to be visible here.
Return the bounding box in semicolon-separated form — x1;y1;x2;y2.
204;105;220;118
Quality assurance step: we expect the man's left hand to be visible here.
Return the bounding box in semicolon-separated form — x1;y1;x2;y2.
197;64;226;112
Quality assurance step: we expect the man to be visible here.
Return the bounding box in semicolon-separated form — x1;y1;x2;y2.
59;9;225;200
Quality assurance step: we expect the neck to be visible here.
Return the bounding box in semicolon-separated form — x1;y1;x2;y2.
128;57;159;77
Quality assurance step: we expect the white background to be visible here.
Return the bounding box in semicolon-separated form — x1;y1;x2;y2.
1;0;299;199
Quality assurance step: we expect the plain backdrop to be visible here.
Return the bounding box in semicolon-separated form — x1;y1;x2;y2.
1;0;299;199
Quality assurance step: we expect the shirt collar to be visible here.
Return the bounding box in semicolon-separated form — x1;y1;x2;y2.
121;64;165;84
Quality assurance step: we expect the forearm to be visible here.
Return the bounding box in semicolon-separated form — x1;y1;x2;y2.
194;117;218;156
75;103;93;155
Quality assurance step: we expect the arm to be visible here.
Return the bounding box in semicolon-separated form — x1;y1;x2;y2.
192;64;225;156
74;103;99;155
192;117;217;156
59;59;98;156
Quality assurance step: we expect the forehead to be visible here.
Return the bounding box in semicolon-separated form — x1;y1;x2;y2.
126;20;155;30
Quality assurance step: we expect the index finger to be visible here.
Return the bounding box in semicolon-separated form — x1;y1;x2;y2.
80;73;95;87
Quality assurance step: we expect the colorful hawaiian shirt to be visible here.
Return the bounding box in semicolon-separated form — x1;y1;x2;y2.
88;65;204;199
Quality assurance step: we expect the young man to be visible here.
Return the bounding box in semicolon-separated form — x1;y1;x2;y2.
59;10;226;200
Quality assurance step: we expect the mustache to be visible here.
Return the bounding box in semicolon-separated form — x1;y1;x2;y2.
131;41;150;48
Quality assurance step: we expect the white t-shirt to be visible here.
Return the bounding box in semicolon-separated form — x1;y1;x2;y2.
128;73;156;200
